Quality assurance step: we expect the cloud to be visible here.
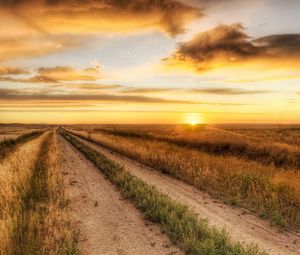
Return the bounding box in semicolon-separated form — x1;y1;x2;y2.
0;66;29;75
36;66;101;81
163;23;300;72
0;88;246;106
61;83;123;90
90;58;101;70
225;75;300;83
0;88;196;104
0;66;58;83
190;88;269;95
0;75;58;83
121;87;176;94
0;65;102;83
1;0;201;37
0;1;201;62
288;99;300;104
0;103;94;108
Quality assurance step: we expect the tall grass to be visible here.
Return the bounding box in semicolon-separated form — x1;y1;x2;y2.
96;127;300;170
61;130;267;255
0;132;46;254
69;129;300;230
224;127;300;146
0;130;44;160
0;130;77;255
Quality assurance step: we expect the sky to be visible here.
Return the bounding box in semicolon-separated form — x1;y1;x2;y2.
0;0;299;124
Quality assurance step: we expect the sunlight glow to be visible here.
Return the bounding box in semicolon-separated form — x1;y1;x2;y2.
184;113;204;125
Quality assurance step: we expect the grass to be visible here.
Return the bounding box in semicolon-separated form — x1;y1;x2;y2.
224;126;300;146
68;128;300;230
96;127;300;170
0;130;77;255
0;130;44;160
61;129;268;255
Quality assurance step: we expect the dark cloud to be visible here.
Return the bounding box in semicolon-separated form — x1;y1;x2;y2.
253;34;300;56
0;103;94;108
37;66;72;74
190;88;269;95
1;0;201;36
164;23;300;72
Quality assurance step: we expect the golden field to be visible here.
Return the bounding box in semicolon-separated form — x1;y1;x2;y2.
68;124;300;230
1;124;300;255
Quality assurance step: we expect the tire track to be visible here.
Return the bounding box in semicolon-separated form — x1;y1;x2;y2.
57;134;183;255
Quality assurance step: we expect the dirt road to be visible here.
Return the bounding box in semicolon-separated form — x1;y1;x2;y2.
57;134;183;255
73;134;300;255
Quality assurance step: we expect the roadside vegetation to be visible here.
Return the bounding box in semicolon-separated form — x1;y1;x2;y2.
0;130;77;255
69;128;300;230
61;129;267;255
223;126;300;147
0;130;44;160
96;126;300;170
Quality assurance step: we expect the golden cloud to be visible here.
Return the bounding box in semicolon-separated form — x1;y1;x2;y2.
0;1;201;62
190;88;269;95
0;75;58;83
0;88;197;104
36;66;101;81
163;23;300;72
121;87;176;94
0;65;102;83
0;66;29;75
1;0;201;36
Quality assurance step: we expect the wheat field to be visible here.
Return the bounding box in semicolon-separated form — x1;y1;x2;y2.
1;124;300;255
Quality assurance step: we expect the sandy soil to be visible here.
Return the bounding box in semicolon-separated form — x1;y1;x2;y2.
57;134;183;255
74;135;300;255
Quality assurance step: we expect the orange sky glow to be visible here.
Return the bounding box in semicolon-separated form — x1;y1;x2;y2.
0;0;299;124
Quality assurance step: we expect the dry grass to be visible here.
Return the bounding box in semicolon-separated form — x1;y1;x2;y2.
0;130;77;255
0;126;46;142
95;125;300;170
62;130;267;255
0;132;46;253
0;130;43;160
224;127;300;146
69;128;300;230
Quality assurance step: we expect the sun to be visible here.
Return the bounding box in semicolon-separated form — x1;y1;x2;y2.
189;120;198;126
184;113;204;126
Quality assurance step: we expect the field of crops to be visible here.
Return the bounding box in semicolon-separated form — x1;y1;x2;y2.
1;124;300;255
68;124;300;231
